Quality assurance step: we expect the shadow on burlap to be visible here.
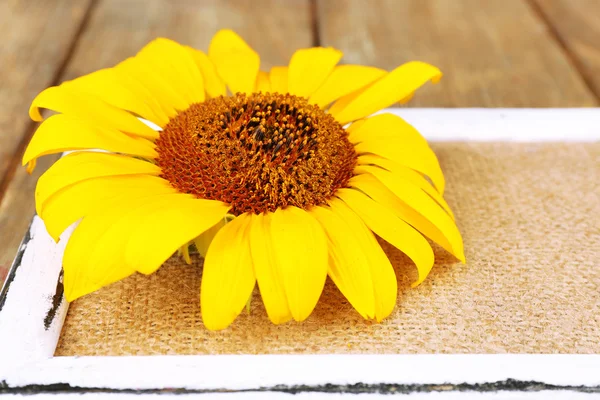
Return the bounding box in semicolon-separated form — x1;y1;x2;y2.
55;143;600;355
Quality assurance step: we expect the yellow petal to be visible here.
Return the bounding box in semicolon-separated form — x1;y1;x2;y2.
35;152;161;216
108;61;175;123
61;68;170;127
187;47;227;98
399;92;414;104
209;29;259;94
348;113;447;194
64;193;229;301
255;71;271;93
115;57;182;117
358;155;455;220
328;199;398;321
288;47;342;98
186;47;227;98
180;242;192;265
346;119;367;134
331;61;442;124
29;86;158;139
269;206;328;322
135;38;205;105
348;113;429;149
354;137;445;194
64;193;230;302
351;171;465;264
194;217;228;258
23;114;157;167
41;175;176;241
309;65;385;108
326;84;368;118
310;206;376;319
125;196;231;275
63;253;134;302
26;158;37;175
201;213;256;330
337;187;434;286
62;197;153;301
248;213;292;324
269;66;288;93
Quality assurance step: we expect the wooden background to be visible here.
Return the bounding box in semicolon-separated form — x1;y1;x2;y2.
0;0;599;283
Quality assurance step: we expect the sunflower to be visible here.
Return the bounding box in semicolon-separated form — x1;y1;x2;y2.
23;30;464;330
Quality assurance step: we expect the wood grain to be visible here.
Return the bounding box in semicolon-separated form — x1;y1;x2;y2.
0;0;313;271
63;0;313;80
0;0;92;190
317;0;598;107
533;0;600;101
0;0;93;277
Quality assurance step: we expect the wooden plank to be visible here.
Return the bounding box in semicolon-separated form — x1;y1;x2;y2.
0;0;92;178
63;0;313;79
316;0;598;107
0;0;93;279
0;0;313;274
532;0;600;102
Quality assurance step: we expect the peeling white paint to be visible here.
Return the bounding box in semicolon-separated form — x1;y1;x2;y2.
6;392;599;399
3;355;600;391
0;217;72;373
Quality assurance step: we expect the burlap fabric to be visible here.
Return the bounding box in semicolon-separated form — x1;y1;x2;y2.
55;143;600;355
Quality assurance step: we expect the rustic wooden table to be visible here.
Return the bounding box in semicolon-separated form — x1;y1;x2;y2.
0;0;598;282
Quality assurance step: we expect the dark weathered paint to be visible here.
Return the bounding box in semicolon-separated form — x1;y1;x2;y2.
0;218;33;313
0;379;599;395
44;270;64;330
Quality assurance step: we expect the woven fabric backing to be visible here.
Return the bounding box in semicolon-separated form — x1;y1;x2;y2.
55;142;600;355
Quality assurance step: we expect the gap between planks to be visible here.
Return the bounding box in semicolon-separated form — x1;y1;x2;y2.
527;0;600;103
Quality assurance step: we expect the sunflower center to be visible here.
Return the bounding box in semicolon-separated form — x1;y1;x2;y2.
155;92;357;215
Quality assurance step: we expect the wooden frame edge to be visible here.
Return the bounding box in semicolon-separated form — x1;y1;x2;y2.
2;355;600;396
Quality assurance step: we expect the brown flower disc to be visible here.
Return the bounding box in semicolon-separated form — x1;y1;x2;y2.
155;92;357;215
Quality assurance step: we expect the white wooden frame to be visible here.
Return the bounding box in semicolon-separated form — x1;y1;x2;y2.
1;109;599;398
